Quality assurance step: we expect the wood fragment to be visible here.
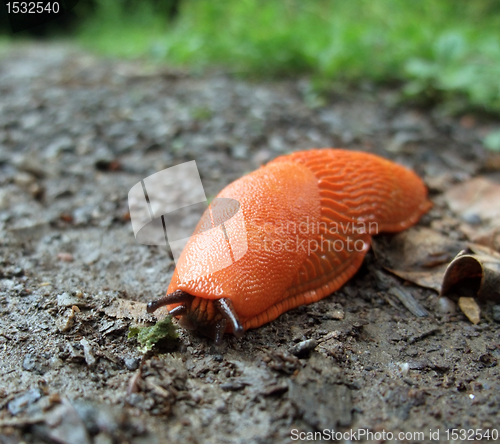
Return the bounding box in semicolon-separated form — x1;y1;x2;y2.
389;287;429;317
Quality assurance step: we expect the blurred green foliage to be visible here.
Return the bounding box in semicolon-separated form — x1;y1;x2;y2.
76;0;500;114
5;0;500;114
484;130;500;151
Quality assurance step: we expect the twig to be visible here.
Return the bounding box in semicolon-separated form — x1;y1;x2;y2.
0;415;46;427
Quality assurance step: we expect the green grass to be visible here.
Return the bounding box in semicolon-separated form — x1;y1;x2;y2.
74;0;500;114
0;36;10;53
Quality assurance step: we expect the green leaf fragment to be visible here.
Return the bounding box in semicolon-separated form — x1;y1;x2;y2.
128;316;178;350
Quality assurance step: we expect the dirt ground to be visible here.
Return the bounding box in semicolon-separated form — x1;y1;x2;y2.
0;43;499;444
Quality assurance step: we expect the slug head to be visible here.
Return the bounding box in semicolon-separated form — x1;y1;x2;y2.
147;290;244;344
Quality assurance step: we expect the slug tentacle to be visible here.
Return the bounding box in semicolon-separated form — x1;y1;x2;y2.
167;304;188;317
214;298;244;338
146;290;194;314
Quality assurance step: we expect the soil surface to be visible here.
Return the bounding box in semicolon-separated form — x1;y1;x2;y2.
0;43;499;444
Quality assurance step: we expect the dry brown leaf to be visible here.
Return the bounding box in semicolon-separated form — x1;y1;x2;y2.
104;298;162;322
460;223;500;252
441;244;500;302
372;227;464;291
467;242;500;262
445;176;500;222
385;270;442;292
458;297;480;325
484;153;500;171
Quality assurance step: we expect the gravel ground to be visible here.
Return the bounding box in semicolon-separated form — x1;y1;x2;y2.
0;43;499;444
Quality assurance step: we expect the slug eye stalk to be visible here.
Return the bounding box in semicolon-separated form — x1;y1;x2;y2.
146;289;194;313
147;292;244;343
213;298;244;338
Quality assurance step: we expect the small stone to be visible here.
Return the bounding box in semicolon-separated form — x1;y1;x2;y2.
437;297;456;315
57;308;76;332
12;154;47;178
398;362;410;376
0;279;15;290
45;135;74;157
124;357;140;371
290;339;317;358
213;398;227;413
49;356;64;369
14;171;36;188
8;389;42;415
57;292;82;307
220;380;248;392
94;433;114;444
22;354;37;372
80;338;97;368
83;250;100;265
329;308;345;320
57;252;74;262
231;144;249;159
0;188;11;209
73;205;94;225
492;305;500;323
269;134;285;153
461;212;482;225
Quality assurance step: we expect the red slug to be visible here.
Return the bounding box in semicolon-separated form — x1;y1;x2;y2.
147;149;431;342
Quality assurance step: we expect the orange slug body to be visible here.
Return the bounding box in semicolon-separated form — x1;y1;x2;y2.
156;149;431;339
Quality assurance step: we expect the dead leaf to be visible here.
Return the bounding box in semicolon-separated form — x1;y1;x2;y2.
458;297;480;325
103;298;161;322
445;176;500;222
484;153;500;171
467;243;500;261
372;227;464;291
460;222;500;252
441;244;500;302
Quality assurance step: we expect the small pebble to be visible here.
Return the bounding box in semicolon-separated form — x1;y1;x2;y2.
124;357;140;371
329;308;345;320
8;389;42;415
398;362;410;376
213;398;227;413
49;356;64;369
80;338;97;367
437;296;456;315
22;354;37;372
57;252;74;262
290;339;317;358
94;433;114;444
231;144;249;159
57;292;83;307
492;305;500;323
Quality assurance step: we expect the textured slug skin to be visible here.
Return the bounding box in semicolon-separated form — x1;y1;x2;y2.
166;149;432;331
